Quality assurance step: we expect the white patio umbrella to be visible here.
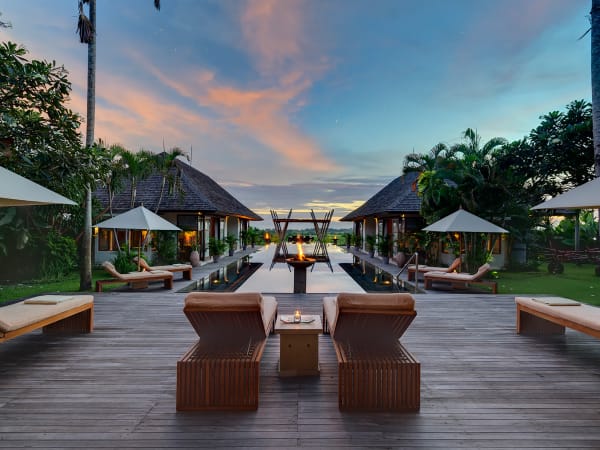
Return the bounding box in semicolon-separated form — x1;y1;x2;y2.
531;177;600;210
423;209;508;270
94;205;181;270
0;166;77;207
423;209;509;234
532;177;600;251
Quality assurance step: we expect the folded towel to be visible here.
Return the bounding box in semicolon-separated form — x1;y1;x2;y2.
531;297;580;306
24;295;75;305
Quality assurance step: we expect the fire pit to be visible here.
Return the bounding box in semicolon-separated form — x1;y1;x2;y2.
286;243;315;293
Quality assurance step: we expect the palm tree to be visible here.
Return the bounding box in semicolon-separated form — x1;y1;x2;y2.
592;0;600;177
591;0;600;245
153;148;185;213
117;149;154;209
76;0;160;290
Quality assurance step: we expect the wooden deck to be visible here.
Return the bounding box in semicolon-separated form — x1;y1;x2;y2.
1;289;600;448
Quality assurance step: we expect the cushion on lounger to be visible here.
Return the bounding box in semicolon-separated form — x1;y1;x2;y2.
0;295;93;332
325;293;415;336
516;297;600;332
184;292;264;313
336;292;415;311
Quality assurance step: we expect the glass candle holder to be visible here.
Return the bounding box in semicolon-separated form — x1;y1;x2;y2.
293;309;301;323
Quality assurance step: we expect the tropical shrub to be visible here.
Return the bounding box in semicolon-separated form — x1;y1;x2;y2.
153;231;178;264
112;247;138;273
39;231;77;279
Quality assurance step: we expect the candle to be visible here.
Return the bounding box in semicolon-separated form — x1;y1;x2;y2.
293;309;301;323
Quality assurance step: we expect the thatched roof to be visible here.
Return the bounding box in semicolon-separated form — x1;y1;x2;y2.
340;171;421;221
94;158;262;221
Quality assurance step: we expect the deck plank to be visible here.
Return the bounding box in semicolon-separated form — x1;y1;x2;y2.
1;290;600;448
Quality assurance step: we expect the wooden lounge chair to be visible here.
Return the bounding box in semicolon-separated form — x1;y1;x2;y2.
407;257;461;281
322;292;420;411
515;296;600;339
134;257;193;280
177;292;278;411
423;263;497;293
0;295;93;343
95;261;174;292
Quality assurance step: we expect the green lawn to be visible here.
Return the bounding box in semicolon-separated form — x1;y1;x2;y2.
497;263;600;306
1;263;599;307
0;269;119;305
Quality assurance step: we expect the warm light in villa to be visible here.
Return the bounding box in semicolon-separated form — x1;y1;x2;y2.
296;242;305;261
182;231;196;246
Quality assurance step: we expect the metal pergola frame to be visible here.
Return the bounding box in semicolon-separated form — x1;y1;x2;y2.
270;209;334;272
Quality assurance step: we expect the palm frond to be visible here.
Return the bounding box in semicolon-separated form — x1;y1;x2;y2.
77;1;94;44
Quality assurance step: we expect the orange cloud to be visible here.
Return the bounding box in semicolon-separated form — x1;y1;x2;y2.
241;0;304;74
129;32;339;173
67;67;217;153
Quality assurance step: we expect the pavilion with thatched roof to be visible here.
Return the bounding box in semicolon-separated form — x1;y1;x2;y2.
94;158;262;264
340;171;424;257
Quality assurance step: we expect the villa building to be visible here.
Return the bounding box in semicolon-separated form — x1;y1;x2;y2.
93;158;262;264
341;171;507;268
340;171;425;256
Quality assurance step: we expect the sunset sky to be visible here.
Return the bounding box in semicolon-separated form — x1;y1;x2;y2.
0;0;592;228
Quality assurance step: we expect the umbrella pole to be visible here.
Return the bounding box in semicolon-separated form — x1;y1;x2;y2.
138;234;142;271
459;233;464;272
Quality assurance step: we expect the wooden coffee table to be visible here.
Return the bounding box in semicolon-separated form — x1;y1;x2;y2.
274;315;322;377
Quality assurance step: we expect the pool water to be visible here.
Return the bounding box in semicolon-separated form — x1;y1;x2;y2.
177;258;263;292
178;244;413;294
339;261;403;292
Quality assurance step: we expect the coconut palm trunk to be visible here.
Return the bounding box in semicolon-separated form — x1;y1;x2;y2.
592;0;600;242
77;0;160;289
79;0;96;291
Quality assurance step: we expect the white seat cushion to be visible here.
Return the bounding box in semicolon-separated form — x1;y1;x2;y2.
0;295;93;333
516;297;600;332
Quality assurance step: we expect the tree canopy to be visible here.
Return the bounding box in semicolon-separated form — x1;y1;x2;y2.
0;42;111;280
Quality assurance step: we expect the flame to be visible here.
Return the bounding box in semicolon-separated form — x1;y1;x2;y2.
296;242;305;261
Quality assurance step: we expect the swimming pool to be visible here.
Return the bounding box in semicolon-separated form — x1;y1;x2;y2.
339;260;409;293
177;257;262;292
177;245;414;294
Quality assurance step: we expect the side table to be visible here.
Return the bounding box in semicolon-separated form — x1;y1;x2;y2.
274;315;322;377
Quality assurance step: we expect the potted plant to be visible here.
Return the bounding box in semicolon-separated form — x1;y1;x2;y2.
393;240;407;268
376;234;393;265
246;227;258;248
345;233;352;249
225;234;238;257
365;235;376;258
189;239;201;267
354;233;363;251
208;237;227;263
240;230;248;250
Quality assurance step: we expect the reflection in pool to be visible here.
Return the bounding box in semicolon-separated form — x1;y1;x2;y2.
178;257;262;292
339;260;406;292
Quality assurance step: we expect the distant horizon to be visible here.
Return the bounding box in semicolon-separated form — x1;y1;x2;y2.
2;0;591;223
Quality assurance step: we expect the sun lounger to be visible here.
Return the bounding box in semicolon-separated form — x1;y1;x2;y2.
177;292;278;411
96;261;174;292
0;295;93;343
407;257;461;281
322;292;420;411
515;296;600;339
423;263;497;293
134;257;193;280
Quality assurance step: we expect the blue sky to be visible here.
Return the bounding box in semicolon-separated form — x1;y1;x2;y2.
0;0;592;228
